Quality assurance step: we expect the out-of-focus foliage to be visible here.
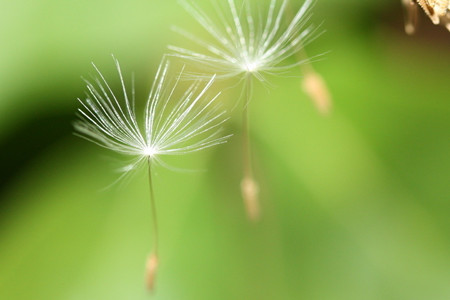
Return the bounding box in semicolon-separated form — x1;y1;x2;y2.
0;0;449;299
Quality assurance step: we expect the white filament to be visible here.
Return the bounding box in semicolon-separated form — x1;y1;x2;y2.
74;56;231;172
170;0;317;81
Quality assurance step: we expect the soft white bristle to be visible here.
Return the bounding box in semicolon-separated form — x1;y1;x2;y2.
74;57;231;172
170;0;317;81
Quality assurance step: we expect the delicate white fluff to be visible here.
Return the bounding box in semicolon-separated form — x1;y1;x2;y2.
169;0;318;81
74;56;231;171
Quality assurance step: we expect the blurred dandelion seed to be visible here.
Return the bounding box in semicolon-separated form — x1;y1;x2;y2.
170;0;318;82
170;0;319;221
74;56;231;290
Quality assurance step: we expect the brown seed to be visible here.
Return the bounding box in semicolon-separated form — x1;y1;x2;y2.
145;253;159;291
241;176;261;222
302;70;332;115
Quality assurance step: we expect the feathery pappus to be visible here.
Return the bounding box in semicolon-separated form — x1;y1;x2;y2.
74;56;231;173
169;0;319;82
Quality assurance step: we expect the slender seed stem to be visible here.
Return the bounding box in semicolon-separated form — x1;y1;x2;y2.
241;74;260;221
242;75;253;180
147;157;159;256
145;157;159;291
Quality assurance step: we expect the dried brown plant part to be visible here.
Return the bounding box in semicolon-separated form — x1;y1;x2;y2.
403;0;450;33
417;0;449;24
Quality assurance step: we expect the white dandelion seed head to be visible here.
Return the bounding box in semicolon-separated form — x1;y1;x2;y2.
74;56;231;172
169;0;319;81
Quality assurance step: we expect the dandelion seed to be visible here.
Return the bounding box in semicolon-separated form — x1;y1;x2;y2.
171;0;320;221
170;0;318;81
74;56;231;290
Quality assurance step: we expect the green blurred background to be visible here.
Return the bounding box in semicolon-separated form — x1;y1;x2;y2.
1;0;449;299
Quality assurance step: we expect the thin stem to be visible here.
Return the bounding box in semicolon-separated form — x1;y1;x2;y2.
242;75;253;180
241;74;260;221
147;157;159;255
145;157;159;291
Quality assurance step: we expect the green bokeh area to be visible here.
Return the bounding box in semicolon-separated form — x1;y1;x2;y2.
1;0;449;299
